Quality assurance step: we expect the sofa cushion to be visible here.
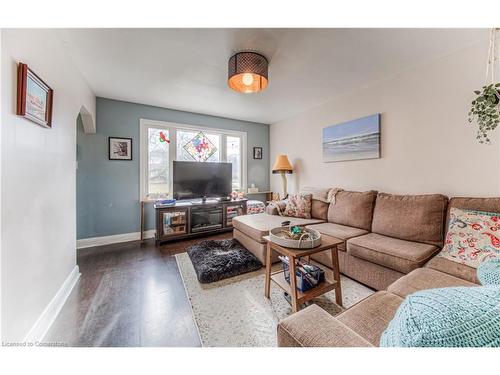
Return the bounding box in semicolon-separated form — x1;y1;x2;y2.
425;256;479;284
337;251;404;291
277;304;373;347
387;268;476;298
327;190;377;231
336;291;403;346
423;196;500;283
447;197;500;230
347;233;439;274
437;207;500;268
371;193;448;247
307;223;368;252
232;213;324;244
311;200;329;220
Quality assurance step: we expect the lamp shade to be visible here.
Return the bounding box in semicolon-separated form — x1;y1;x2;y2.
272;154;293;174
228;52;268;94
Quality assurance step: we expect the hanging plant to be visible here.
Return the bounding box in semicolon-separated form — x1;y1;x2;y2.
469;28;500;144
468;83;500;143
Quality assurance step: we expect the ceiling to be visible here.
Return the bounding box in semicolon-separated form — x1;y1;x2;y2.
58;28;487;124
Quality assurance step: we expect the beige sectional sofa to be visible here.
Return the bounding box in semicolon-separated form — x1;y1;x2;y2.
232;191;500;346
277;197;499;347
234;189;448;291
313;191;448;290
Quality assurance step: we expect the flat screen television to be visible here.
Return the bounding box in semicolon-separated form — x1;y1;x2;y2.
173;161;232;200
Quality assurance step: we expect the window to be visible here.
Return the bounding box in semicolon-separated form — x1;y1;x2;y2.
176;130;220;163
226;136;241;190
140;119;247;200
147;127;169;196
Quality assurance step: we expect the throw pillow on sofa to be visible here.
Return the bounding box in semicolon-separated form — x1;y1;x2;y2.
380;260;500;347
299;187;331;220
283;194;313;219
437;207;500;268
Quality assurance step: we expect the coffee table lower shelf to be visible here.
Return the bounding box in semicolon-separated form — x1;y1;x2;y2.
270;270;339;305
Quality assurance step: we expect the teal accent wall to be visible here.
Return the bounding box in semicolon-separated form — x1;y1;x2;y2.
77;97;270;239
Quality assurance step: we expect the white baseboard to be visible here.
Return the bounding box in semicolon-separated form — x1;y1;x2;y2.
24;265;80;343
76;230;156;249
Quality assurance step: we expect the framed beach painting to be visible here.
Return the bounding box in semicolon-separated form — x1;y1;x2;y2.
16;62;53;128
322;114;380;162
109;137;133;160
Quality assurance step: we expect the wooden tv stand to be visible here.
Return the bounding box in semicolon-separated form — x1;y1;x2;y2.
154;199;247;245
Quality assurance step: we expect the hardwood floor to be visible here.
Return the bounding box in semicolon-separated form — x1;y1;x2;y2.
44;232;232;347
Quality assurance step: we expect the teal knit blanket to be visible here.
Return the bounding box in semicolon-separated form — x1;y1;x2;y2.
381;260;500;347
477;259;500;285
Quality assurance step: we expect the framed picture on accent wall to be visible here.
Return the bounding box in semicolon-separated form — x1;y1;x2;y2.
322;113;380;162
253;147;263;159
109;137;133;160
16;62;54;128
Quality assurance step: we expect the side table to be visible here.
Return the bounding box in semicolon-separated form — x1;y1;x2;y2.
263;235;344;313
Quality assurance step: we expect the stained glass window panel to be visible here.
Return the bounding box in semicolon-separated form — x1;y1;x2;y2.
177;130;220;162
147;128;169;198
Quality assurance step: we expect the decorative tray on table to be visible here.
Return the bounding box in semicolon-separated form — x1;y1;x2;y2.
269;225;322;249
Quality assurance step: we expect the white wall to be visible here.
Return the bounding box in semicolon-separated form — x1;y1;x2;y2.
270;39;500;197
0;28;3;342
1;29;95;341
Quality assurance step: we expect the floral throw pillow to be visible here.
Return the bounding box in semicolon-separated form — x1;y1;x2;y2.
437;208;500;268
283;194;312;219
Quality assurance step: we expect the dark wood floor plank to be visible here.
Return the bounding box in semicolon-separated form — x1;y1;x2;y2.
44;233;231;347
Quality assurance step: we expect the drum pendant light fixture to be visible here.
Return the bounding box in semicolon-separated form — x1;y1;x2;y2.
228;52;268;94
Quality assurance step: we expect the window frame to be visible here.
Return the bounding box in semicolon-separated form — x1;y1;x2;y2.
140;118;247;201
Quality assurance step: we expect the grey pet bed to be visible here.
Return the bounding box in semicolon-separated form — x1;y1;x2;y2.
186;239;263;283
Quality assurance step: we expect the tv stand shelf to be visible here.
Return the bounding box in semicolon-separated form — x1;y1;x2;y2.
154;199;247;245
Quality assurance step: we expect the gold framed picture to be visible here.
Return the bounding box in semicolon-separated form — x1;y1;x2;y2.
16;62;53;128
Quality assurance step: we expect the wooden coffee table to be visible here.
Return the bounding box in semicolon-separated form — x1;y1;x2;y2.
263;235;344;313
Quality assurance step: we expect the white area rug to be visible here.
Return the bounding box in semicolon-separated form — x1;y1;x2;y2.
176;252;374;347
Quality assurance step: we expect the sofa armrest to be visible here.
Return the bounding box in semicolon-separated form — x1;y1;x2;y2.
277;304;373;347
266;200;287;215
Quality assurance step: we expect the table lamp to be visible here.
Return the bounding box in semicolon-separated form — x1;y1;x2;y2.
272;154;293;199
